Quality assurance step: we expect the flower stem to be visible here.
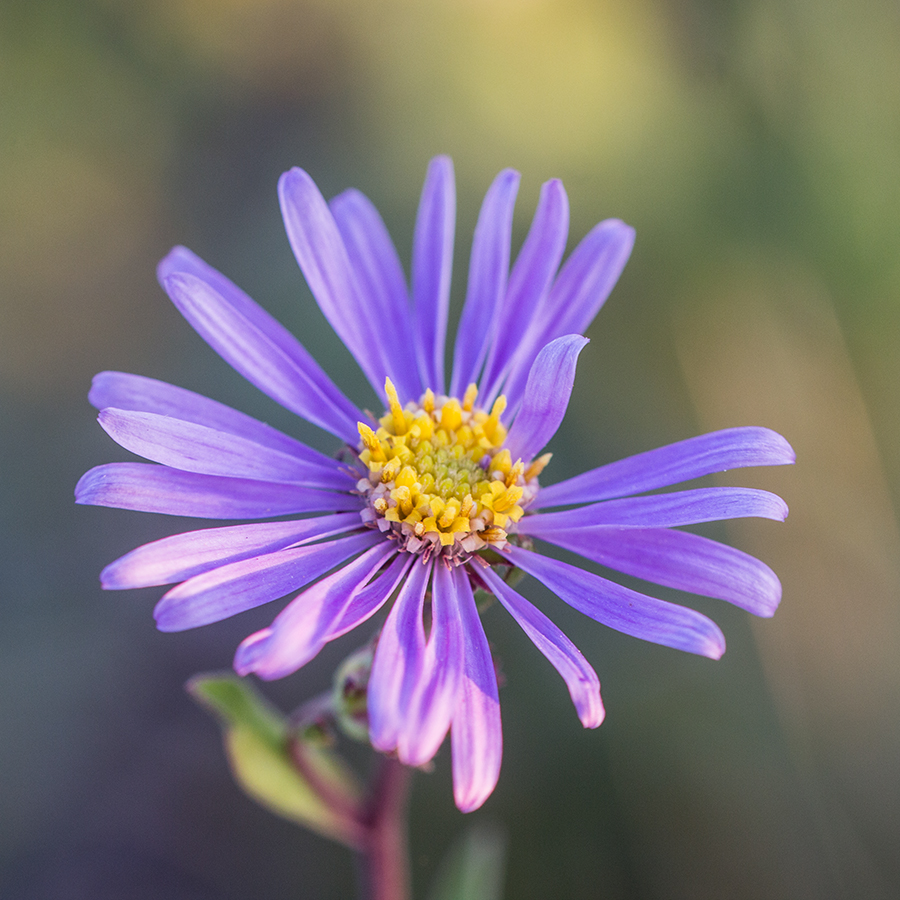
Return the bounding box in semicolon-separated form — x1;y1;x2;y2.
361;756;412;900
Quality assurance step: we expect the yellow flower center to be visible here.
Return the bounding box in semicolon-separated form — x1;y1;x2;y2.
356;379;550;560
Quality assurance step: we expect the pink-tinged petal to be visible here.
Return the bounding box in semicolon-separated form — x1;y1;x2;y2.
101;513;364;590
535;427;796;509
322;552;415;642
481;178;570;405
500;545;726;660
450;169;520;397
155;531;381;632
397;562;464;767
368;558;433;754
76;463;362;519
413;156;455;394
159;249;363;443
523;487;788;531
480;567;604;728
97;408;354;489
90;371;345;474
278;168;385;399
330;189;422;404
530;526;781;617
233;542;398;679
504;335;588;462
450;569;502;813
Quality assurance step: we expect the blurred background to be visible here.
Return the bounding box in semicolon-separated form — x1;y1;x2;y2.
2;0;900;897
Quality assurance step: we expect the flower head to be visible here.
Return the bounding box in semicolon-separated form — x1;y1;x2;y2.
77;157;793;812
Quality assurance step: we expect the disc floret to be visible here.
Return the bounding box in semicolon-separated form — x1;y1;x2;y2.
357;379;550;561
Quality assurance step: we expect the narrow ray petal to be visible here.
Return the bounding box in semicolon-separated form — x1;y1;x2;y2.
501;219;635;411
323;553;414;642
524;487;788;530
98;408;354;489
101;513;364;590
330;189;422;403
501;545;726;659
397;562;464;766
450;568;502;813
90;371;344;473
535;427;796;508
529;526;781;617
278;168;386;398
159;249;363;442
413;156;455;394
450;169;520;396
155;531;381;631
480;178;570;404
504;335;588;462
233;542;398;679
76;463;362;519
480;567;604;728
368;558;433;753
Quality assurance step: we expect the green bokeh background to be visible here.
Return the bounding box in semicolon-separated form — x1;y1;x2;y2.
3;1;900;897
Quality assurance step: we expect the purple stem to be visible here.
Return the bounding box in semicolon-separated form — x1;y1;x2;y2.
361;756;413;900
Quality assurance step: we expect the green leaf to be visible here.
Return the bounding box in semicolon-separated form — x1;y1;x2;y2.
427;824;507;900
188;673;365;849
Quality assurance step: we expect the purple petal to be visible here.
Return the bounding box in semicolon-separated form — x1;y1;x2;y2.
90;371;344;474
159;249;363;443
397;562;464;766
504;335;588;462
523;487;788;531
500;545;726;659
278;168;386;399
413;156;455;394
480;567;603;728
450;568;502;813
450;169;521;396
97;408;354;489
232;542;398;679
368;558;433;753
535;427;796;509
530;526;781;617
76;463;362;519
101;513;364;590
155;531;382;631
330;189;422;404
322;553;415;641
501;219;635;412
480;178;570;404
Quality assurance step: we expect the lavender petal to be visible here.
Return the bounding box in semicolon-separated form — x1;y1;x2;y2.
480;178;570;405
368;558;433;754
232;542;398;679
504;335;588;462
449;168;520;396
500;545;726;659
278;167;386;399
535;427;796;509
155;531;381;632
98;408;354;489
529;526;782;617
524;487;788;530
413;156;455;394
90;371;344;473
159;250;363;443
101;513;365;590
450;568;502;813
76;463;363;519
330;189;422;404
397;562;464;767
480;567;604;728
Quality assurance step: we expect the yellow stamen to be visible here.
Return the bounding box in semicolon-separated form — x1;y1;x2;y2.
462;383;478;412
385;378;407;435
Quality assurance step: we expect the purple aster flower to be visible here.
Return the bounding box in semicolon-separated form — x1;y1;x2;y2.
77;157;793;812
